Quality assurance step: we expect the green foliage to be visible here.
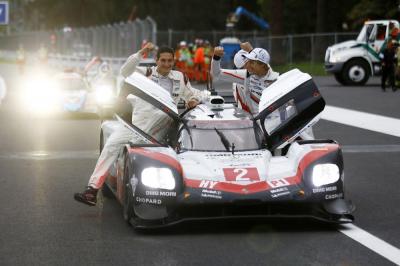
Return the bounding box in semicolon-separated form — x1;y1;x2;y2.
274;62;327;76
347;0;399;30
258;0;360;33
18;0;400;33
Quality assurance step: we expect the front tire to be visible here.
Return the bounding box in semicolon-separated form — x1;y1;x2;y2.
341;59;370;86
334;73;345;85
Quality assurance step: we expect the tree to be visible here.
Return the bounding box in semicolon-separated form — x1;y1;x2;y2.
347;0;399;30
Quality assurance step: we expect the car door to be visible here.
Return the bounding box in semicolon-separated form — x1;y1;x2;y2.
254;69;325;150
372;23;388;53
121;72;181;146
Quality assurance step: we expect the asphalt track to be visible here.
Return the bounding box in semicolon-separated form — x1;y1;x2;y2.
0;63;399;265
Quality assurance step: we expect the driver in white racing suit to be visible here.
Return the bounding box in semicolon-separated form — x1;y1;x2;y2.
211;42;314;140
211;42;279;115
74;43;209;206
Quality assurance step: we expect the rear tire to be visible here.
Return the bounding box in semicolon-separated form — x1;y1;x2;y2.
122;155;135;225
341;59;370;86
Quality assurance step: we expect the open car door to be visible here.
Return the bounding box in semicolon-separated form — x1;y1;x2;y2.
120;72;181;146
254;69;325;150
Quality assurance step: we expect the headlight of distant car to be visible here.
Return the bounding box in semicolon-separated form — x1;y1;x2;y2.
141;167;175;190
22;76;59;113
95;85;114;104
312;164;340;187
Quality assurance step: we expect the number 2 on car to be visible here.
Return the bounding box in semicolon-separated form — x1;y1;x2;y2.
223;167;260;181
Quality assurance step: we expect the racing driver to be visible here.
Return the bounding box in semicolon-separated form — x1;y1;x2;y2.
74;42;210;206
212;42;314;140
211;42;279;115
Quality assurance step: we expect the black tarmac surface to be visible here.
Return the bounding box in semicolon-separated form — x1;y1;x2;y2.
0;63;399;265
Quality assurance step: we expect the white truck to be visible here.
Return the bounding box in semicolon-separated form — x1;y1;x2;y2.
325;20;399;85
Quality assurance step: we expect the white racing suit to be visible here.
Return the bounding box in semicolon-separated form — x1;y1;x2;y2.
211;57;279;115
210;58;314;140
88;52;209;189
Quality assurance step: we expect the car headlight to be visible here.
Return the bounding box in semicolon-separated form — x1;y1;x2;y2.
95;85;114;103
329;55;342;63
312;164;340;187
141;167;175;190
22;79;59;113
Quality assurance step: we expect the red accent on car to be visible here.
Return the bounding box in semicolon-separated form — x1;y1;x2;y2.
185;145;339;194
127;147;183;175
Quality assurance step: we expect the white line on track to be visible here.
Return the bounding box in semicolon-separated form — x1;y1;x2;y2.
0;150;98;160
323;106;400;264
339;224;400;265
322;106;400;137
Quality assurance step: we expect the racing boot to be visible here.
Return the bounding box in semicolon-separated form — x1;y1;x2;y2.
74;186;98;206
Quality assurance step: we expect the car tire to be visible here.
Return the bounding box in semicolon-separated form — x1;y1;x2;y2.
334;73;345;85
341;59;370;86
122;155;135;225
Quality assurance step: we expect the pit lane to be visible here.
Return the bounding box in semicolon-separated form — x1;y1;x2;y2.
0;63;399;265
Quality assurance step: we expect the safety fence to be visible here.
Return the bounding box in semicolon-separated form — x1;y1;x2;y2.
0;17;157;59
158;30;358;65
1;18;358;67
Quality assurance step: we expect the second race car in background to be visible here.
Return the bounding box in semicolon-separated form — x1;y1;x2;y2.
20;68;117;116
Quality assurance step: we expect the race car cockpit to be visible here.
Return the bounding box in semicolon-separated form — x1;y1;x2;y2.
177;105;264;152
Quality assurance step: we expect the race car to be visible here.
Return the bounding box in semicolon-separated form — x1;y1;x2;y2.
20;69;98;115
54;71;98;113
100;70;355;229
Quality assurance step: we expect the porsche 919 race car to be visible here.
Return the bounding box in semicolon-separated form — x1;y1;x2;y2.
100;69;354;229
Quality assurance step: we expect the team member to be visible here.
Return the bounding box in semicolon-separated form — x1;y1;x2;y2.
380;40;397;92
74;43;209;206
211;42;279;115
212;43;314;140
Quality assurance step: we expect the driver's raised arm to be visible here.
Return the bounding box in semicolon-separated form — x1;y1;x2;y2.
211;46;247;84
120;42;155;78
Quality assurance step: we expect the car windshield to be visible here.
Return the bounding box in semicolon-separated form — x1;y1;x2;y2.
357;24;375;42
179;125;262;152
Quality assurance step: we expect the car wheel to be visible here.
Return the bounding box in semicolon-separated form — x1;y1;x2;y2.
122;155;135;225
334;73;345;85
342;59;370;86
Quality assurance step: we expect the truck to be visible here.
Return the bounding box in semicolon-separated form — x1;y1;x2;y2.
325;20;399;86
